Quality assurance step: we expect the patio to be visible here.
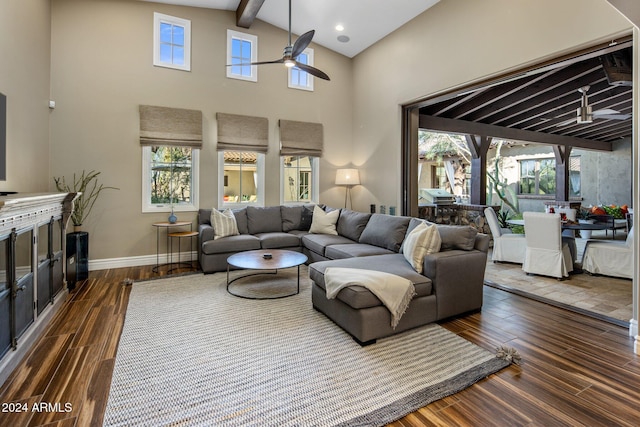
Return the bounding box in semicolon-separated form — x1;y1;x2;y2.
484;228;632;326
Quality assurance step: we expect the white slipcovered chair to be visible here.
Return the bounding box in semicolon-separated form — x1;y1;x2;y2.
522;212;573;279
484;207;526;264
582;227;634;279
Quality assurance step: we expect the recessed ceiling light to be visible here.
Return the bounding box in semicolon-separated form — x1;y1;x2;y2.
337;35;350;43
335;24;344;32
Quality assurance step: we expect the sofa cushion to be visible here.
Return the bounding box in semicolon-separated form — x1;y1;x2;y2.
309;254;432;309
403;222;441;273
437;225;478;251
281;204;315;232
281;205;303;232
309;205;339;235
336;209;371;241
233;207;249;234
300;205;314;230
325;244;394;260
210;208;240;240
201;234;260;255
257;232;302;249
302;233;355;256
359;214;410;252
247;206;282;234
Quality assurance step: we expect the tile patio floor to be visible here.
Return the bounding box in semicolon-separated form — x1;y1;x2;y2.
484;229;633;325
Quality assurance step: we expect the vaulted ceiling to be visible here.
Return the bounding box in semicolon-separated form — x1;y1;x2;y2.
418;39;633;152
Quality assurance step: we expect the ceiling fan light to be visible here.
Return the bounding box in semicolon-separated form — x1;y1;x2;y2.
284;59;296;67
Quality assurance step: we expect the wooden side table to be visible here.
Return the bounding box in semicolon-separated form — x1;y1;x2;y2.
152;221;191;273
168;231;198;272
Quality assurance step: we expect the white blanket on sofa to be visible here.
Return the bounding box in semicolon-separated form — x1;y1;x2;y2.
324;267;416;329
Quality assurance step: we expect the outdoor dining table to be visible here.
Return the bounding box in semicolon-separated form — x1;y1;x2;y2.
506;219;611;231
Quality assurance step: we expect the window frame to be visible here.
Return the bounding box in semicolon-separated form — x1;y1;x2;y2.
288;48;314;91
218;150;265;208
153;12;191;72
280;155;319;205
141;145;199;213
226;29;258;82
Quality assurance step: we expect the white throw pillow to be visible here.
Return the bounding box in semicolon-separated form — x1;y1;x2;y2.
402;222;441;273
210;208;239;240
309;205;339;235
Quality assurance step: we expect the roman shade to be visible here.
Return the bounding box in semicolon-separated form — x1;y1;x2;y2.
216;112;269;153
139;105;202;148
279;119;323;157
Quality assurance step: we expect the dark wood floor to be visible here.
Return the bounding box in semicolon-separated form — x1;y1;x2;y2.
0;265;638;426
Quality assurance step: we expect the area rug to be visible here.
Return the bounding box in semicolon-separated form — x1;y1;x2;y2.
103;267;513;427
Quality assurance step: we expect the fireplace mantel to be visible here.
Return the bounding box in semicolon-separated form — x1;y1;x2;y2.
0;192;78;234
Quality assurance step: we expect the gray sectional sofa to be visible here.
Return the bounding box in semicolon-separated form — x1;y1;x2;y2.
198;205;489;344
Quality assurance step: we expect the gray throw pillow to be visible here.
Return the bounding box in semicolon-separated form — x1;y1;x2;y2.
281;205;303;232
337;209;371;241
359;214;410;252
437;225;478;251
300;205;314;230
247;206;282;234
232;207;249;234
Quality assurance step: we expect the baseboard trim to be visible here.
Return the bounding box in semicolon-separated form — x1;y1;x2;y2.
88;251;197;271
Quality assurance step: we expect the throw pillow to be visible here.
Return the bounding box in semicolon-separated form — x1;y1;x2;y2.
436;225;478;251
210;208;239;240
309;205;339;235
402;222;441;273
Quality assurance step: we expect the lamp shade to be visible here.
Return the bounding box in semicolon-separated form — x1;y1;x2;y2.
335;169;360;185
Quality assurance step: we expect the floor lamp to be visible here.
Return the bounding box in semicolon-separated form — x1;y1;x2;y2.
336;168;360;209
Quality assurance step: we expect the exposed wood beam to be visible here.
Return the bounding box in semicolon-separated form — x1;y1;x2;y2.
465;135;491;205
553;145;572;202
419;115;613;151
236;0;265;29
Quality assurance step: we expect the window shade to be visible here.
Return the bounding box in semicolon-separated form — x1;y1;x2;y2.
216;112;269;153
279;119;323;157
139;105;202;148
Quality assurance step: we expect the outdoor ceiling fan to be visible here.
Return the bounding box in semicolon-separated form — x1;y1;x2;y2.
228;0;330;81
558;85;630;126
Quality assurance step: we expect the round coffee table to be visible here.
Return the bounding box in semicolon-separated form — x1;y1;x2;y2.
226;249;308;299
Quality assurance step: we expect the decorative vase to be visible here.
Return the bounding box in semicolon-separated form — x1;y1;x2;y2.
168;210;177;224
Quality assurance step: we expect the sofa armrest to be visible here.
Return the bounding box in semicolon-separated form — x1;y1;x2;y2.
199;224;214;244
422;249;487;320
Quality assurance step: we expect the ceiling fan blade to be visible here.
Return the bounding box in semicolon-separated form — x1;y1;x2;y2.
226;58;284;66
592;108;620;115
291;30;315;58
593;114;631;120
294;62;330;81
555;118;576;127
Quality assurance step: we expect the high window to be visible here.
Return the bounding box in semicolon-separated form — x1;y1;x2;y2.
219;151;265;207
153;13;191;71
288;48;314;91
227;30;257;82
282;156;319;203
142;146;199;212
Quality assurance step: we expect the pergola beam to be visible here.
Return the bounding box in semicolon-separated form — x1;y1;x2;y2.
236;0;265;29
419;115;613;151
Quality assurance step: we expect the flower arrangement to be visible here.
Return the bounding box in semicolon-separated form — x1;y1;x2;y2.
54;170;119;227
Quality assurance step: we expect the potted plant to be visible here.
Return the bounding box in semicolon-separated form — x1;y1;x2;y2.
54;170;118;289
54;170;119;231
576;207;595;239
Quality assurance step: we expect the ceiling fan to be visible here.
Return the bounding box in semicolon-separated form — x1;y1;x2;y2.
557;85;630;126
228;0;330;81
